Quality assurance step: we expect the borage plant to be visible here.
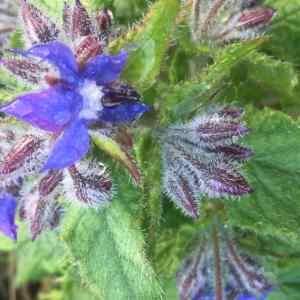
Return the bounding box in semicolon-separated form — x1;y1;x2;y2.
0;0;300;300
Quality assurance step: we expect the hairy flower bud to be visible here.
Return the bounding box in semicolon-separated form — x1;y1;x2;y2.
190;0;275;43
161;107;252;218
75;35;103;68
96;8;113;42
20;0;59;45
0;135;48;180
20;170;63;240
72;0;94;39
0;57;49;84
64;159;113;208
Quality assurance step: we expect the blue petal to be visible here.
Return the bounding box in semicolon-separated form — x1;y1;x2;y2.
0;85;82;133
82;51;128;85
13;42;80;84
0;193;18;240
42;120;90;171
98;102;150;124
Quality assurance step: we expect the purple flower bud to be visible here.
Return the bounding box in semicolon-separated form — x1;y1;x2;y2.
71;0;93;39
63;1;72;38
20;170;63;240
161;107;252;217
0;135;47;178
96;8;113;32
75;35;103;68
0;57;49;84
190;0;275;43
0;193;18;240
20;0;59;46
64;160;113;208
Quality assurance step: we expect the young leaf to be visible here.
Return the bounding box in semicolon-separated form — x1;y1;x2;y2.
163;39;263;123
220;50;299;108
62;166;163;300
111;0;180;91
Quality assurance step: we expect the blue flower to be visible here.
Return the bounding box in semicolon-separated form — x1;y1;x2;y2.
0;193;18;240
0;41;150;171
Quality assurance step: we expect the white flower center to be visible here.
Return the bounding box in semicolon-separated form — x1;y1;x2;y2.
79;80;104;120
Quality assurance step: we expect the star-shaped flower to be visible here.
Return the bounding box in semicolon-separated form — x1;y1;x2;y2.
0;0;150;172
0;0;149;240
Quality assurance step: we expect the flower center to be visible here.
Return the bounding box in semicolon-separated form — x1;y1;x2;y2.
79;80;104;120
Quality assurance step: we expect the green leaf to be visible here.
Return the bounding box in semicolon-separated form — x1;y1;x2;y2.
62;166;163;300
163;39;264;123
264;0;300;66
220;51;299;108
111;0;180;91
226;108;300;242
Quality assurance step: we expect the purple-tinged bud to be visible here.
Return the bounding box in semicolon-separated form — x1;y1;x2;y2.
165;175;199;218
161;107;252;217
208;144;254;161
0;57;49;84
39;169;63;197
0;135;47;179
206;162;253;196
177;230;273;300
20;0;59;45
71;0;93;39
237;7;275;30
20;170;63;240
64;160;112;208
96;8;113;32
190;0;275;43
75;35;103;68
194;119;250;144
63;1;72;37
218;106;244;119
0;193;18;240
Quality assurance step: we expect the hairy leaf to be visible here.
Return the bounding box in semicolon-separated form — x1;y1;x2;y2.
111;0;180;91
220;50;299;108
163;39;264;123
226;108;300;242
62;165;163;300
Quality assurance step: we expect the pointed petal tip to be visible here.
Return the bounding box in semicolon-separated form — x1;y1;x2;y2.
42;120;90;171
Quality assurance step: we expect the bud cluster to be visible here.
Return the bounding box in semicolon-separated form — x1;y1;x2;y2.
0;127;113;240
161;107;253;218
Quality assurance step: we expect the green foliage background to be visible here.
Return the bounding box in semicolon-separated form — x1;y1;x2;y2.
1;0;300;299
